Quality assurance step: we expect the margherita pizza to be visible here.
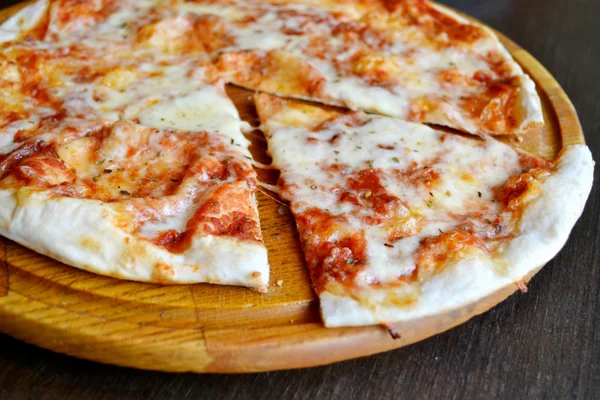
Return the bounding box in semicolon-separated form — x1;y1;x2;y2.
0;0;594;328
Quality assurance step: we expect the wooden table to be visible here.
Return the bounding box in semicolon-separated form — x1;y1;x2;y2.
0;0;598;398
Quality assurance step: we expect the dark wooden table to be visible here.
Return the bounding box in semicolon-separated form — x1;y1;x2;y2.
1;0;598;398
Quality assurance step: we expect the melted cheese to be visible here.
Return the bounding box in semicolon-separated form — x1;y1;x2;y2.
264;109;524;283
138;85;250;140
174;2;245;20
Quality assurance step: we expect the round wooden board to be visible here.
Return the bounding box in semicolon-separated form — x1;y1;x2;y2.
0;2;586;373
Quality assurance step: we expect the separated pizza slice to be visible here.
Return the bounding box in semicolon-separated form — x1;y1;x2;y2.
255;93;592;327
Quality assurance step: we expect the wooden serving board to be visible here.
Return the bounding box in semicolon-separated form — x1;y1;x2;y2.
0;2;586;373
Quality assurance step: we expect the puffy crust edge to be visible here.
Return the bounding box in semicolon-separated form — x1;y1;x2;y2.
0;189;270;291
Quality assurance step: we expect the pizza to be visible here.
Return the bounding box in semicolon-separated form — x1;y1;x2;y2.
255;93;592;326
0;0;594;329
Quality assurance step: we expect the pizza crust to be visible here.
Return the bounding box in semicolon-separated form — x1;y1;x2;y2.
320;145;594;327
0;187;269;291
501;145;594;274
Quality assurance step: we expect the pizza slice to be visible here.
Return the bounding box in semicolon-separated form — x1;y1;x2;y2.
0;1;269;290
169;0;544;136
0;114;269;290
255;93;592;326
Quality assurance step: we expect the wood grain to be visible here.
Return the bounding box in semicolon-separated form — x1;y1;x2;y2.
0;240;7;297
0;0;589;374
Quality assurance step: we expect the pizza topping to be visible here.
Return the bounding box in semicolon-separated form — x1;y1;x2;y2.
392;0;485;44
2;0;543;137
295;208;367;292
9;0;540;135
149;228;187;252
495;168;549;217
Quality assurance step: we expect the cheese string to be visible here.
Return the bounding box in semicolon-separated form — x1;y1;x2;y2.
251;160;276;170
256;183;289;208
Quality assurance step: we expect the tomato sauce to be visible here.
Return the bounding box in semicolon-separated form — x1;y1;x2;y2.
295;208;367;292
342;168;403;224
495;169;547;212
402;0;484;44
150;229;187;252
414;229;487;282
